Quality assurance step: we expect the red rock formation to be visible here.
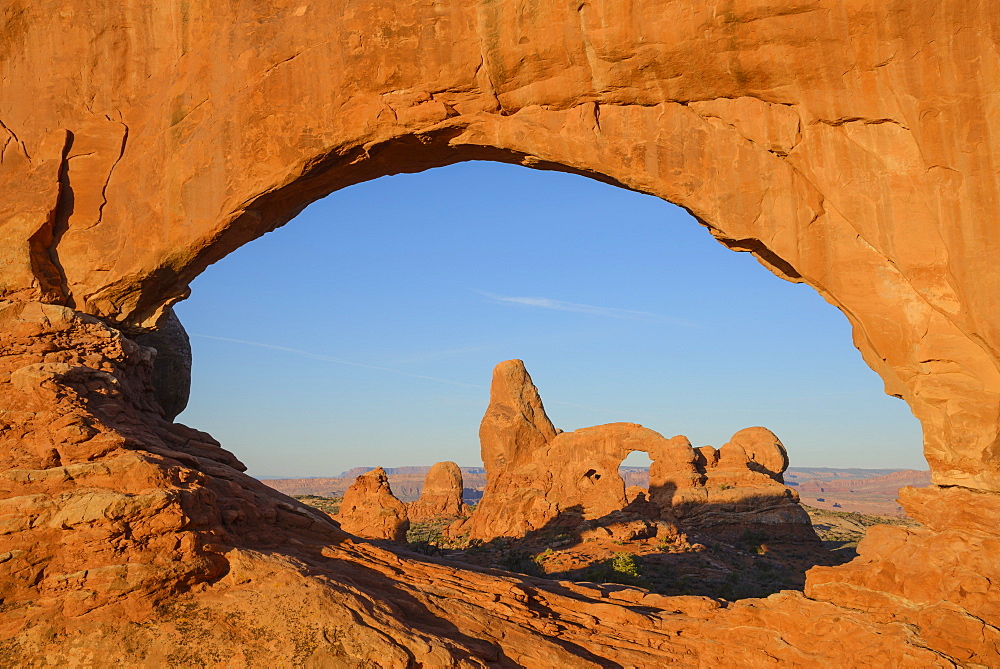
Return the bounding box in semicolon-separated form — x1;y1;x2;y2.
1;0;999;662
406;461;470;522
0;305;962;665
0;301;343;624
453;360;667;539
806;485;1000;663
4;0;998;495
481;359;558;472
649;428;815;543
726;426;789;482
456;361;816;549
336;468;409;541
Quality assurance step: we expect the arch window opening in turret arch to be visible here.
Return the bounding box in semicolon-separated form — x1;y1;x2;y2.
172;159;924;600
621;449;653;491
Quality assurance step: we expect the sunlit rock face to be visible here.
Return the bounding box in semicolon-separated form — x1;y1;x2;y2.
407;461;470;522
1;0;998;663
336;467;409;541
456;360;817;546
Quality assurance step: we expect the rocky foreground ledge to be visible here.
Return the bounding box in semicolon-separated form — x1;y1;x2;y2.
0;303;995;666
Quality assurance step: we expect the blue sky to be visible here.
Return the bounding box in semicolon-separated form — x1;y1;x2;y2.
174;161;925;478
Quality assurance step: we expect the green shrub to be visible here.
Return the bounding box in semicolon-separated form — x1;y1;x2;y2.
534;548;555;563
584;552;648;587
611;552;642;578
741;528;768;553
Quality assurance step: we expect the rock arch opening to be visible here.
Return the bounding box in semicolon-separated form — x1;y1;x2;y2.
175;161;922;481
164;159;926;607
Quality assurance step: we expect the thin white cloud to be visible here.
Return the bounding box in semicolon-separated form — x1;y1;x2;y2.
476;291;696;326
191;335;485;389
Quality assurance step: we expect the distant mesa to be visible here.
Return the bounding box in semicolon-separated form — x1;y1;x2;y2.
264;467;487;503
337;465;486;479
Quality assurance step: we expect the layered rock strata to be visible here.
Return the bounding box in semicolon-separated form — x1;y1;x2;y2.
336;467;410;542
407;461;470;522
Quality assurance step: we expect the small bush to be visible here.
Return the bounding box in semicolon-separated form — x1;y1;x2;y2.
584;552;648;587
534;548;555;563
611;552;642;578
408;541;442;556
741;528;768;553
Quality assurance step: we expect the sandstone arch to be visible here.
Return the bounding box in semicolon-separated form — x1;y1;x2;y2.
458;359;816;547
1;0;998;663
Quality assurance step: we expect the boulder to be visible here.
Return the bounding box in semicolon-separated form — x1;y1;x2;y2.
336;468;409;542
133;307;192;421
725;427;789;482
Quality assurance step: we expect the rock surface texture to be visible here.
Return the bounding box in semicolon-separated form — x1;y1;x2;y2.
336;468;410;541
1;0;998;664
407;461;470;522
